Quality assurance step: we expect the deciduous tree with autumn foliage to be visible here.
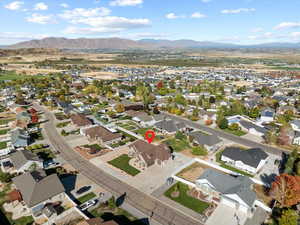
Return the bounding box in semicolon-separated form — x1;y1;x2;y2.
269;174;300;208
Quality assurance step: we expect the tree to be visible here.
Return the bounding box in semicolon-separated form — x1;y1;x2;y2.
265;129;277;144
249;107;260;119
278;209;299;225
115;104;125;113
277;126;294;146
269;174;300;207
229;123;240;131
175;131;185;140
156;80;164;89
284;148;298;174
217;116;228;129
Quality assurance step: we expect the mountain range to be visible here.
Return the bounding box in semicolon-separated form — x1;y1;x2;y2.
3;37;300;49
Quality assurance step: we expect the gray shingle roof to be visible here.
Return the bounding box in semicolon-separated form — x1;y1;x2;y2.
154;120;186;133
10;150;42;170
198;169;256;206
222;147;268;168
12;170;65;207
189;132;222;147
239;120;267;134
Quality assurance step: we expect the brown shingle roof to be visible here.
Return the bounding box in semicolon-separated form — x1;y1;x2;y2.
70;114;92;127
129;140;171;167
84;126;122;142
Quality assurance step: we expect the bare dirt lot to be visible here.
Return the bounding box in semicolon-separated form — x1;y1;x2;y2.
176;162;209;183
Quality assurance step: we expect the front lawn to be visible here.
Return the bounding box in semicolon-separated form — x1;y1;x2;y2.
0;119;14;125
56;121;71;128
0;129;9;135
10;216;34;225
223;128;246;136
108;154;140;176
77;192;96;204
163;138;190;152
191;146;208;156
0;142;7;150
164;182;210;214
215;150;254;177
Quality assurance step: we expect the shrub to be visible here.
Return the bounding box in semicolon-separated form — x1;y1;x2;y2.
192;146;208;156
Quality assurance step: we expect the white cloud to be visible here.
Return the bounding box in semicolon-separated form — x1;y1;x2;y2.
110;0;143;6
60;7;111;20
64;26;124;34
26;13;54;24
0;32;49;44
221;8;255;14
251;27;263;33
201;0;211;2
290;32;300;39
191;12;206;18
60;3;69;8
165;13;185;19
274;22;300;30
34;2;48;11
4;1;24;10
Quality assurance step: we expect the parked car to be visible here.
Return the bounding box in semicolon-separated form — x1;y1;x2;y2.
79;199;97;211
76;186;91;195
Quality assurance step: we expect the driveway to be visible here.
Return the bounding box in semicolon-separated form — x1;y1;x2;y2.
255;153;281;185
205;203;247;225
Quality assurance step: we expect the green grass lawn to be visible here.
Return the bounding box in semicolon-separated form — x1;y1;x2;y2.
77;192;96;204
108;154;140;176
164;182;210;214
215;150;254;177
223;128;246;136
191;146;208;156
10;216;34;225
0;129;9;135
83;144;103;151
163;138;190;152
0;71;23;81
56;121;71;128
0;118;14;125
0;142;7;150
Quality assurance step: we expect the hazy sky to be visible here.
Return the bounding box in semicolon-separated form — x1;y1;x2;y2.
1;0;300;45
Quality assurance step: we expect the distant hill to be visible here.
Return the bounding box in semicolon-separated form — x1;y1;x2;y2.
9;37;154;50
6;37;300;50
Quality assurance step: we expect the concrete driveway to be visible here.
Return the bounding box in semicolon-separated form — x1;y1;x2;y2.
205;203;247;225
255;153;281;185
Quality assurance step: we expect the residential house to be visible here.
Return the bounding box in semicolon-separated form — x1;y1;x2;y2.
196;169;257;215
82;125;122;145
221;147;268;174
12;170;66;217
291;119;300;132
239;120;268;137
9;150;43;173
128;140;172;169
189;131;222;152
154;119;186;135
10;128;30;148
260;108;275;123
293;131;300;145
70;114;93;127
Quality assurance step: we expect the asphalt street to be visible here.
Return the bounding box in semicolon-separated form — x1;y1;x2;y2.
35;104;202;225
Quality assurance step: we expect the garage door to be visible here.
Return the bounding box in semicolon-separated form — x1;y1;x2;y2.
238;204;249;213
221;197;236;208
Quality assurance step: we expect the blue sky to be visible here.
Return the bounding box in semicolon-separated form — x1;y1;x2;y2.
1;0;300;45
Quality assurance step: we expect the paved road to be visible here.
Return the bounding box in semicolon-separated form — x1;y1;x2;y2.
36;104;202;225
162;112;288;156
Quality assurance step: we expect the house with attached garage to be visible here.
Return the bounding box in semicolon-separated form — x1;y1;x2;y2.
238;120;268;137
81;125;122;145
11;170;67;218
189;131;222;152
10;128;30;149
293;131;300;145
196;169;258;215
290;119;300;132
128;140;172;169
221;147;269;174
259;108;275;123
154;119;187;135
9;150;43;173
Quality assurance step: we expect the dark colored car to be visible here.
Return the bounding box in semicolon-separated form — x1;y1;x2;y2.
76;186;91;195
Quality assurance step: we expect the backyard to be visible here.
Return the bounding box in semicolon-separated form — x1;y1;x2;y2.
108;154;140;176
163;137;190;152
164;182;210;214
0;142;7;150
0;129;9;135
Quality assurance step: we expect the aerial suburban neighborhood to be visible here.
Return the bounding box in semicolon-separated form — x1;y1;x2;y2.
0;1;300;225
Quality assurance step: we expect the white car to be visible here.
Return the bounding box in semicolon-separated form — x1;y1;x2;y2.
79;199;97;211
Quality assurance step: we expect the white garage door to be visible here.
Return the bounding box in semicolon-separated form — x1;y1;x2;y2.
238;204;249;213
221;197;236;208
